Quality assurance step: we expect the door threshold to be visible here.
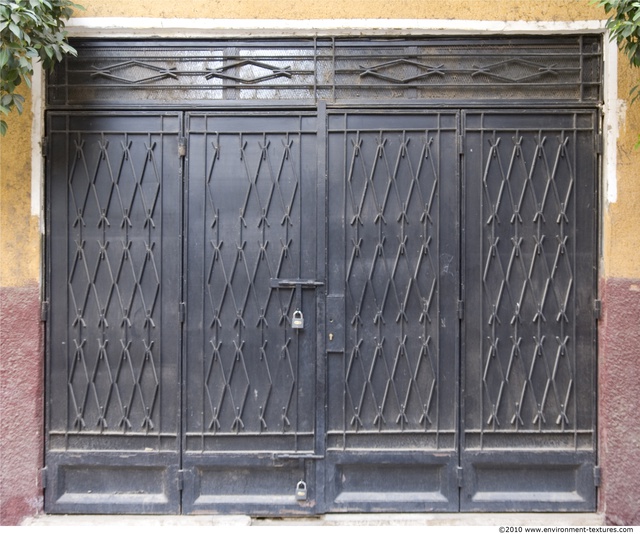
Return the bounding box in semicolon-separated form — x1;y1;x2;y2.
23;512;605;527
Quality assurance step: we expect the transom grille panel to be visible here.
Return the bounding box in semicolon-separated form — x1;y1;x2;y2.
48;36;602;106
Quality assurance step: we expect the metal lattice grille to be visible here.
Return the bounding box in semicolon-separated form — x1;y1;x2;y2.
326;112;459;451
48;113;182;450
344;128;441;433
463;112;597;451
48;37;602;106
67;131;162;433
185;113;317;450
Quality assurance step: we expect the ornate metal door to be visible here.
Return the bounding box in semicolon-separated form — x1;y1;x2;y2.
460;111;598;511
182;112;322;514
44;38;600;514
46;112;183;513
324;111;460;511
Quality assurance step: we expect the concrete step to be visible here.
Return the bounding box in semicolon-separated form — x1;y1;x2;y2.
22;513;605;527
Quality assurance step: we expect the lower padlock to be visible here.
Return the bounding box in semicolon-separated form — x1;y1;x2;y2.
295;480;307;501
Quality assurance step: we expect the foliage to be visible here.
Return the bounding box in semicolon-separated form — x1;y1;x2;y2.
0;0;81;136
593;1;640;99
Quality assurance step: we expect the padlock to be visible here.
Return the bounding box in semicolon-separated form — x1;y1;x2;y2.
292;310;304;329
295;480;307;501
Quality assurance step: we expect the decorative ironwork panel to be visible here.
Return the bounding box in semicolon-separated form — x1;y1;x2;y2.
46;112;182;513
461;111;597;511
327;112;459;446
185;113;318;449
48;37;601;106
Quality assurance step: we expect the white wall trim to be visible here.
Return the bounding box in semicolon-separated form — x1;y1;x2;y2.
31;63;44;221
603;35;619;205
66;17;606;38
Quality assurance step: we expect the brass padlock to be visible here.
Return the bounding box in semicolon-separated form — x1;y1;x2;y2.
292;310;304;329
295;480;307;501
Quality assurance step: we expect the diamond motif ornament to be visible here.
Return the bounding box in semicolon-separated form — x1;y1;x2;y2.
69;338;90;430
206;60;292;84
92;61;179;85
472;58;559;83
360;59;445;84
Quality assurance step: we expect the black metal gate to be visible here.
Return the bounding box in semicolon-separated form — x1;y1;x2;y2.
46;112;183;513
45;37;600;515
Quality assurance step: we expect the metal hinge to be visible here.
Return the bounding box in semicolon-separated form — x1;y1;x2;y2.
458;135;465;155
596;133;603;155
41;137;49;158
179;302;186;323
594;466;602;487
177;469;185;491
41;300;50;322
41;466;48;489
457;300;464;320
594;299;602;320
456;466;464;487
178;138;187;158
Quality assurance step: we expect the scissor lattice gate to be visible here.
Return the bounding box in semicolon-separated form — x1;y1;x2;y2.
45;37;600;514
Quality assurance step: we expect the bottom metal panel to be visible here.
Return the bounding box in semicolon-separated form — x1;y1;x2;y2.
325;451;459;512
45;452;180;514
460;451;596;512
182;454;315;515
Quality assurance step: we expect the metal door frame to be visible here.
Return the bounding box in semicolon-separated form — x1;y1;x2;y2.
43;36;601;515
44;111;185;514
323;107;461;512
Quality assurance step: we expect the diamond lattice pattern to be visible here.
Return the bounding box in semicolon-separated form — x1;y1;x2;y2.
480;129;576;432
67;131;163;433
344;128;441;433
202;130;301;435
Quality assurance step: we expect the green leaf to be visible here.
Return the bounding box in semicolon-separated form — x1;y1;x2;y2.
8;21;21;38
1;0;83;135
1;119;8;136
0;47;9;68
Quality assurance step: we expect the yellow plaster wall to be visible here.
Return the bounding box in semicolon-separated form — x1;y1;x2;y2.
0;88;39;288
604;60;640;279
4;0;640;285
75;0;601;21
